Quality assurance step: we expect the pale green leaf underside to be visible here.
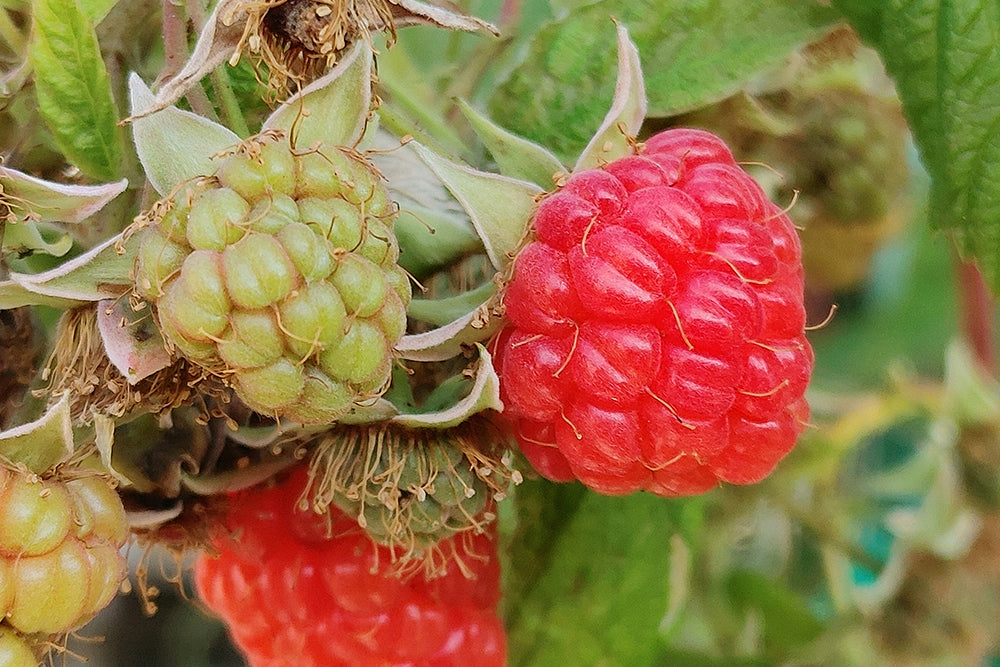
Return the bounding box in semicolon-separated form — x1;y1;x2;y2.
31;0;123;181
834;0;1000;292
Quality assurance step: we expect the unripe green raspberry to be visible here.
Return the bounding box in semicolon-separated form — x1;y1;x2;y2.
0;467;128;637
134;133;411;423
304;419;518;551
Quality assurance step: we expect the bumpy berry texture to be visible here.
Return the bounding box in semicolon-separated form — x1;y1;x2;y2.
493;128;813;496
0;467;128;636
135;134;411;424
195;467;506;667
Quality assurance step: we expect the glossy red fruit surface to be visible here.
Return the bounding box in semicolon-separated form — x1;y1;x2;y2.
195;468;506;667
494;128;813;496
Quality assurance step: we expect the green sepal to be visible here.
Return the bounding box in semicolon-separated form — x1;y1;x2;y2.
0;165;127;224
390;344;503;429
457;98;564;189
408;282;496;327
0;394;74;474
574;23;646;171
0;231;136;308
263;42;373;150
129;73;240;195
413;142;542;270
397;305;500;362
2;221;73;258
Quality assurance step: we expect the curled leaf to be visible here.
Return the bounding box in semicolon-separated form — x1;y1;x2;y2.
391;345;503;428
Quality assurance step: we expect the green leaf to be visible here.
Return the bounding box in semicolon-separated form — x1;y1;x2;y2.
490;0;838;161
30;0;123;181
725;570;825;652
832;1;1000;291
506;489;679;667
129;73;240;195
412;142;542;269
78;0;117;22
390;345;503;429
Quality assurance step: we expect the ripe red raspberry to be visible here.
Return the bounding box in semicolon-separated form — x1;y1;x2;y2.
195;467;506;667
493;128;813;496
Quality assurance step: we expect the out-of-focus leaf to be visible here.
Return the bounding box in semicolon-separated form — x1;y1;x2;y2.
506;489;679;667
78;0;118;22
30;0;123;180
833;1;1000;289
725;570;825;651
491;0;837;160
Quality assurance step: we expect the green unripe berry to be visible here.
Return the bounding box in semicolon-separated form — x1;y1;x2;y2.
248;193;300;235
280;369;354;424
329;254;388;318
135;227;186;300
357;218;399;265
65;476;129;545
0;628;36;667
178;250;231;317
278;222;335;282
319;319;389;387
8;539;90;634
222;233;300;309
0;476;72;557
217;310;284;369
185;188;249;251
160;274;228;342
375;291;408;343
233;356;305;412
217;141;296;202
298;197;364;250
278;281;347;359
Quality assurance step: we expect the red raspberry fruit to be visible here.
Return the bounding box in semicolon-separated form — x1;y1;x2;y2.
493;128;813;496
195;467;506;667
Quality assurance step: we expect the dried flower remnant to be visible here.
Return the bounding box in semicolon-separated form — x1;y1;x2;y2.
127;0;496;121
229;0;396;94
